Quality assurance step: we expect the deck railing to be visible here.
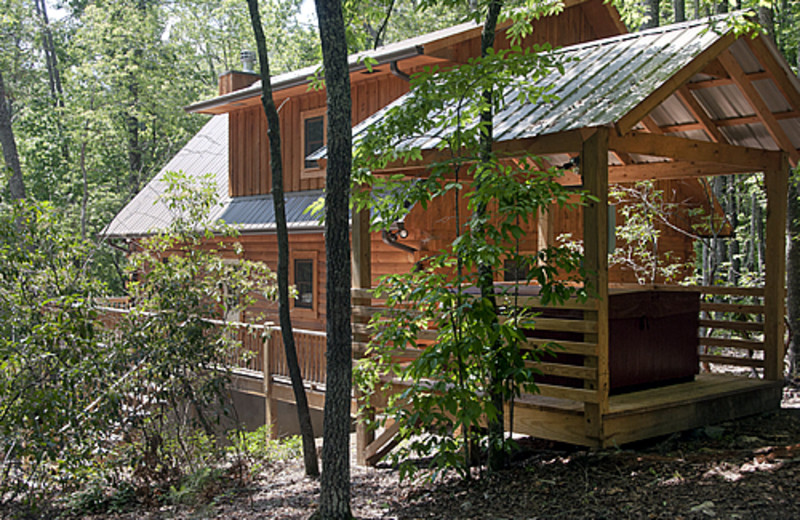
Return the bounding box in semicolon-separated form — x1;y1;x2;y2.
266;328;327;388
94;299;328;386
352;287;603;407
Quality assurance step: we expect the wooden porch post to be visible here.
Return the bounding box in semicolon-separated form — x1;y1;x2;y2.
264;334;278;439
352;207;374;465
581;127;610;446
763;154;789;381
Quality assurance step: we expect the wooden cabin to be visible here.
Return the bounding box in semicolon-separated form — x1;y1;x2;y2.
348;14;799;461
103;6;796;457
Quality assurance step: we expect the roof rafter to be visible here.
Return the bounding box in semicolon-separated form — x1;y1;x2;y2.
717;49;800;166
675;86;726;143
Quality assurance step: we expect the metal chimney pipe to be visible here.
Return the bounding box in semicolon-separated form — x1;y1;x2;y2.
240;50;256;73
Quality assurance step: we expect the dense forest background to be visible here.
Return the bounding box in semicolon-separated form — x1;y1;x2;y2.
0;0;798;335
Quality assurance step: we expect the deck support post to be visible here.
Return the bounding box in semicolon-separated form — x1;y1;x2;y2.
264;335;278;439
763;153;789;381
352;206;374;465
581;127;610;445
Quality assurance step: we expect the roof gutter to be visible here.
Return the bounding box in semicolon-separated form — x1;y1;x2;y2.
185;45;424;114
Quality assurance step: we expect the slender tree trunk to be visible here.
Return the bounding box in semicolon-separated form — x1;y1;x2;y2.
788;174;800;374
0;71;25;200
674;0;685;22
314;0;353;517
642;0;660;28
787;62;800;375
246;0;319;478
34;0;64;107
727;176;739;285
474;0;506;473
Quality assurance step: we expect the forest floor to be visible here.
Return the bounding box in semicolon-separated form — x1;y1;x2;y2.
91;379;800;520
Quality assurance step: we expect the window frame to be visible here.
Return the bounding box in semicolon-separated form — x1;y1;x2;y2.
290;250;318;317
300;108;327;179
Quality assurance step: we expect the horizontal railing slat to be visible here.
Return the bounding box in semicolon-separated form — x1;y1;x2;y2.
525;361;597;381
536;383;599;403
700;302;765;315
699;319;764;332
699;337;765;351
524;338;598;356
698;354;764;368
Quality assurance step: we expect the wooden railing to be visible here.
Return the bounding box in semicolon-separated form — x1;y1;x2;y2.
352;287;603;407
266;328;327;387
697;285;767;375
94;299;328;386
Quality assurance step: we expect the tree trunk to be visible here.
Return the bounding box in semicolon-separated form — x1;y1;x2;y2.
674;0;685;22
314;0;354;518
246;0;319;478
727;175;739;285
34;0;64;107
0;71;25;200
788;63;800;375
642;0;660;29
475;0;506;473
787;168;800;374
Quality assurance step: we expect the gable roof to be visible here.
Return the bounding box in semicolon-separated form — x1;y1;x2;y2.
331;14;800;173
102;115;324;239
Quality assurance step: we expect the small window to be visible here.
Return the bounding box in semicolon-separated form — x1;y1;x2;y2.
294;258;314;309
301;108;327;178
503;258;529;282
304;116;324;169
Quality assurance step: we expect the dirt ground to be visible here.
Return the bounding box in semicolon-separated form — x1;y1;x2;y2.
101;380;800;520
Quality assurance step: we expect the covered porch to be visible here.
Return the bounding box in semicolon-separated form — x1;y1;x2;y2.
349;16;798;462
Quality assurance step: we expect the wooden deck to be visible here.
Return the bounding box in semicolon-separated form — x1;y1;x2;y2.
510;373;783;448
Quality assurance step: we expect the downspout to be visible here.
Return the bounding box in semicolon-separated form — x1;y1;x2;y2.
382;229;417;254
390;61;411;82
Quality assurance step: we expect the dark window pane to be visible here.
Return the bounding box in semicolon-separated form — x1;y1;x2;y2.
304;115;324;169
503;258;529;282
295;259;314;309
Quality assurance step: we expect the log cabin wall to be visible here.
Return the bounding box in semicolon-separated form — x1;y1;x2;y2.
208;231;421;332
228;72;412;197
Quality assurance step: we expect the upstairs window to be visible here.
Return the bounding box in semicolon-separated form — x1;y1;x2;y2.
301;108;326;178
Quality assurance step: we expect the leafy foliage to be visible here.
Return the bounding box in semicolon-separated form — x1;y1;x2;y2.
0;199;112;514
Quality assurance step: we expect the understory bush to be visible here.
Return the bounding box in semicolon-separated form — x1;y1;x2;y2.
0;174;281;517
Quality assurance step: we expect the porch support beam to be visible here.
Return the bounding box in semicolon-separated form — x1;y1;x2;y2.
374;128;594;174
763;154;789;381
675;86;726;143
351;207;374;465
609;131;783;171
608;159;766;183
581;127;610;443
